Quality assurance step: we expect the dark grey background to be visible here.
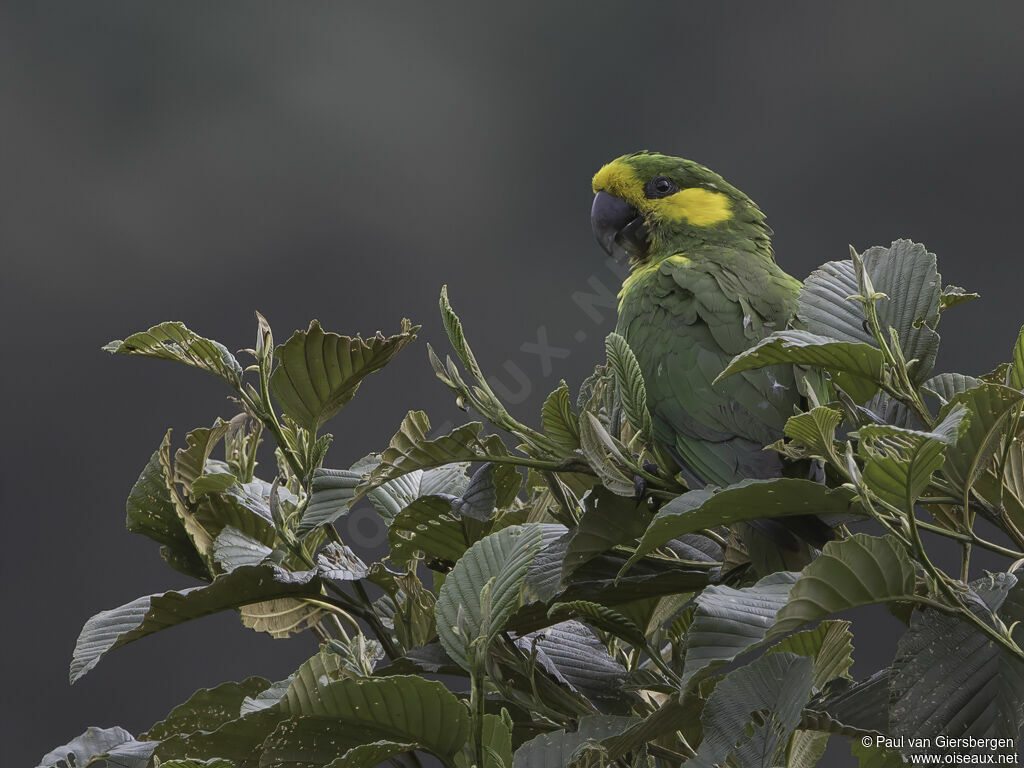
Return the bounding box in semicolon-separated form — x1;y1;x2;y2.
6;3;1024;766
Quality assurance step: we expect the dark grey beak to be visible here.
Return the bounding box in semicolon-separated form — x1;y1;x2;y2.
591;191;648;260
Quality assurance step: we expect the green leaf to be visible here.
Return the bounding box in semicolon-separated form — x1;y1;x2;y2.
512;716;637;768
939;382;1024;492
688;652;815;768
767;534;917;640
175;420;232;496
269;318;418;431
547;601;646;648
141;677;271;740
605;332;653;438
324;741;418;768
316;542;368;581
680;571;798;689
856;403;968;510
37;727;156;768
436;524;545;670
151;709;284;767
1009;325;1024;391
578;412;635;496
784;730;831;768
783;406;843;461
298;460;375;537
541;381;581;454
358;411;508;497
440;284;486;382
125;431;208;580
70;564;323;683
797;241;943;384
716;330;885;402
939;284;979;312
280;665;470;761
850;739;907;768
890;573;1024;748
239;596;325;639
368;463;470;525
624;479;855;573
160;760;237;768
214;525;272;571
921;372;981;405
767;620;854;690
104;320;243;386
566;486;651;579
388;495;468;567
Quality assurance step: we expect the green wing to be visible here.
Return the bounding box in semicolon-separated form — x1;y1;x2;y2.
617;248;802;488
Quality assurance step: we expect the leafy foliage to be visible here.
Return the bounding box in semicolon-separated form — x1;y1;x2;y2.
44;242;1024;767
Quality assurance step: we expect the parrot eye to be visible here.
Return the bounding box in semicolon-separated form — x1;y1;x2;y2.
645;176;678;199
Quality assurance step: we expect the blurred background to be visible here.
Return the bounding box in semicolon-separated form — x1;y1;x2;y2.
5;3;1024;765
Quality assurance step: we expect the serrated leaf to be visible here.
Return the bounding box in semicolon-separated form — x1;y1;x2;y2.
214;525;273;571
797;241;943;384
299;461;374;537
70;565;323;683
151;708;284;767
605;332;653;438
368;463;470;525
1009;325;1024;391
240;596;324;639
269;318;417;431
850;739;907;768
784;407;843;461
512;716;637;768
939;382;1024;493
785;730;830;768
624;479;855;573
578;412;635;496
316;542;368;581
104;321;243;386
922;372;981;405
542;381;581;454
566;486;651;579
358;411;508;497
324;741;418;768
125;431;208;579
890;572;1024;749
37;727;156;768
388;495;468;567
939;284;979;312
436;524;545;670
547;601;646;648
175;420;232;496
767;620;854;690
142;677;271;740
681;571;798;690
280;667;470;761
717;330;884;403
856;403;968;510
688;652;815;768
767;534;917;640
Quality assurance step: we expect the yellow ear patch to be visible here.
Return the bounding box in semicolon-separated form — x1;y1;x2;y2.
655;188;732;226
592;160;642;203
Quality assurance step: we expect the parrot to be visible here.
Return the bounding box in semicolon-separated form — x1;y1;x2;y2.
589;151;832;557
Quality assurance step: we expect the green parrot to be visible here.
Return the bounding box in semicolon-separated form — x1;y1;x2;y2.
590;151;830;553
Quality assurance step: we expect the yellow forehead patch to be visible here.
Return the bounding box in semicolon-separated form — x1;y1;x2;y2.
592;160;643;204
655;188;732;226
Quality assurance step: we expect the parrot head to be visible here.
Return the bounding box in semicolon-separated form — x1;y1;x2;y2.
590;151;772;266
